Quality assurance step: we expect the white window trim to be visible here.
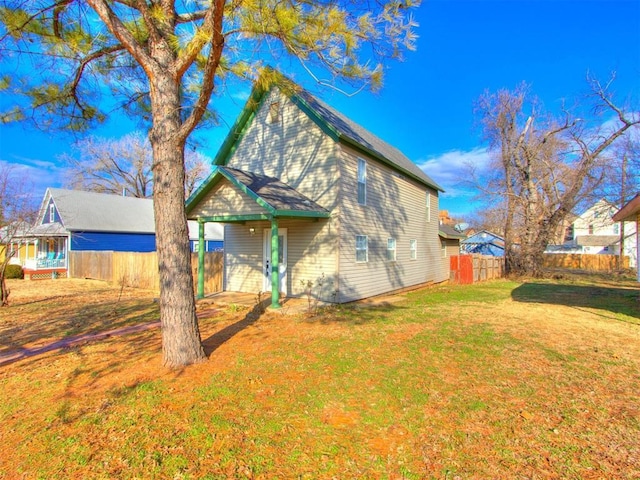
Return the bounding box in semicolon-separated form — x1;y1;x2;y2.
410;239;417;260
357;158;367;206
387;237;397;262
49;204;55;223
426;193;431;223
356;235;368;263
441;239;447;258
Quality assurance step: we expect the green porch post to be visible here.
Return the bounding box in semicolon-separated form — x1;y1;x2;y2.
270;218;281;309
197;220;205;299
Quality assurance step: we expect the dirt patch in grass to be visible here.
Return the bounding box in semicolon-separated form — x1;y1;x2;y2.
0;276;639;478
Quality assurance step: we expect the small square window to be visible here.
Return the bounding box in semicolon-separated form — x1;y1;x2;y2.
410;239;417;260
387;238;396;261
356;235;368;263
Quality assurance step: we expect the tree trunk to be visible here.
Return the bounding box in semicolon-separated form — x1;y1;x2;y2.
149;73;206;368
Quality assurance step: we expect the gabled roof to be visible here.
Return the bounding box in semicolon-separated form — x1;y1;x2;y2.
613;193;640;222
39;188;155;233
187;166;330;219
461;230;505;247
211;73;443;193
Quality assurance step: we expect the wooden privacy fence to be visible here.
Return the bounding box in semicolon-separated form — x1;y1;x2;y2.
450;254;504;285
69;251;223;294
543;253;629;272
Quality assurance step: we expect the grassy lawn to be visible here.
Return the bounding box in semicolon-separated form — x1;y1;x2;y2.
0;275;639;479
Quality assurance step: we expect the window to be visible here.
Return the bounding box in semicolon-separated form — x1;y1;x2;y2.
356;235;368;262
588;224;594;235
357;158;367;205
613;223;620;235
387;238;396;261
410;239;417;260
426;193;431;222
441;239;447;258
269;101;280;123
49;204;55;223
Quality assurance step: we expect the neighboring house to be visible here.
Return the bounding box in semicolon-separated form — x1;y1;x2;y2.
460;230;505;257
6;188;223;278
613;193;640;281
439;223;465;279
546;199;637;267
187;222;224;253
186;76;445;307
0;221;36;267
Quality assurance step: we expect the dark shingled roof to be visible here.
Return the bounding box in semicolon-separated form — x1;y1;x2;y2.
295;89;443;192
222;167;330;214
438;224;466;239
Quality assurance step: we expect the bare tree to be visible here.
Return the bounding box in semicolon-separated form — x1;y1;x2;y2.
474;75;639;277
0;164;37;306
61;132;211;198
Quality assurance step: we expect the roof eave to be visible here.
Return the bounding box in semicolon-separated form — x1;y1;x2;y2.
612;193;640;222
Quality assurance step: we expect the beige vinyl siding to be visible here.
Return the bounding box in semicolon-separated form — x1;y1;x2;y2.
226;89;339;211
224;218;338;300
337;145;441;302
188;179;266;217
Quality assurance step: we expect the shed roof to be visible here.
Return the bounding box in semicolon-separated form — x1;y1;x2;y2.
438;224;466;240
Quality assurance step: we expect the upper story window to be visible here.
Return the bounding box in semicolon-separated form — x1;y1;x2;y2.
357;158;367;205
613;223;620;235
356;235;368;262
387;237;396;262
269;101;280;123
410;239;417;260
588;224;594;235
49;204;55;223
426;193;431;222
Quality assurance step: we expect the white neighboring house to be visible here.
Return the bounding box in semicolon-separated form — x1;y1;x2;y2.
547;199;637;267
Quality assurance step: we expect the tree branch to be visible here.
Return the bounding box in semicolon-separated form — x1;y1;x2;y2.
177;0;225;142
86;0;157;77
69;44;125;117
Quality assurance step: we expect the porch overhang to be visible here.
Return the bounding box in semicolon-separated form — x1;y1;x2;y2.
187;166;331;308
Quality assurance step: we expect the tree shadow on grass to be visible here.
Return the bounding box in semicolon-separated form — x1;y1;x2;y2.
201;298;271;356
511;282;640;321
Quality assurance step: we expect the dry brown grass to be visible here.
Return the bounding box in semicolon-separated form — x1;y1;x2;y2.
0;276;638;479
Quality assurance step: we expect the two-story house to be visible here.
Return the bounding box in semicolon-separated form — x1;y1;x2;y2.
547;198;637;267
186;77;446;308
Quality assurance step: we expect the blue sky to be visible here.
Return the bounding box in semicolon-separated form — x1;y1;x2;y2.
1;0;639;219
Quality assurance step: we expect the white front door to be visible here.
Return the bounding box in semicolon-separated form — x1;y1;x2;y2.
263;228;287;295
